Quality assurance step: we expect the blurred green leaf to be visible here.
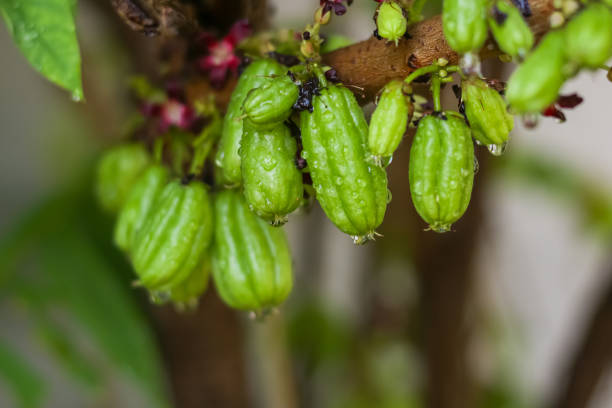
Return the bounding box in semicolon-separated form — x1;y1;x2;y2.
0;339;45;408
497;151;612;241
0;172;170;408
0;0;83;100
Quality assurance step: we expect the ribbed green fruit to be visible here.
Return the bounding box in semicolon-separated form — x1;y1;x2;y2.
243;74;299;128
488;1;534;59
95;143;150;213
215;59;287;186
506;30;567;113
409;114;474;232
564;3;612;69
240;120;303;225
211;190;293;312
114;164;169;252
376;1;408;45
462;77;513;151
300;84;388;242
131;180;214;293
442;0;488;54
368;80;413;160
167;257;211;308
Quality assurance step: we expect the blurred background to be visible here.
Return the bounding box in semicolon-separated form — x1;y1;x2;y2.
1;0;612;407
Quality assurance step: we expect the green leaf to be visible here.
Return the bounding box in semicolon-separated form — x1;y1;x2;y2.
0;0;83;100
0;339;45;408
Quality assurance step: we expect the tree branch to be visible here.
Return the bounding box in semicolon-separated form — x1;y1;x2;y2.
109;0;198;36
323;0;554;102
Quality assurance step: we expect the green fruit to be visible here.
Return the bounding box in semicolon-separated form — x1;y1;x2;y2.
240;121;303;225
243;74;299;128
131;180;214;293
564;3;612;70
462;77;514;151
442;0;488;54
300;84;388;242
114;164;169;252
409;114;474;232
211;190;293;312
167;257;211;308
368;80;413;159
506;30;567;113
215;59;287;186
321;35;353;53
376;1;408;45
95;143;150;213
488;1;534;59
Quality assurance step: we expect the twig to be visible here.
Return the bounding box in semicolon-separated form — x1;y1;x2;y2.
109;0;198;36
323;0;554;102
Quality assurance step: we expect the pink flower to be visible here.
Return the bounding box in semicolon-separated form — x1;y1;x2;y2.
198;20;252;87
159;99;195;131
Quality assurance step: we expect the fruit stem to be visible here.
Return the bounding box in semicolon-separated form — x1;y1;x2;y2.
153;137;164;164
189;113;222;176
431;75;442;112
404;64;441;86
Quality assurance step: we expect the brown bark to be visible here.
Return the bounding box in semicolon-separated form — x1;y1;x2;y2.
151;289;251;408
323;0;554;103
551;268;612;408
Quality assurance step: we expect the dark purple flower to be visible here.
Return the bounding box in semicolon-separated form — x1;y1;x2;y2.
320;0;352;16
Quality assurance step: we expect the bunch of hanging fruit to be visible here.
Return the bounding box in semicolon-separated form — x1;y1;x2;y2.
96;0;612;313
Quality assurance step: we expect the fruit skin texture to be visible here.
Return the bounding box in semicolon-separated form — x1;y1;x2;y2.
506;30;567;113
442;0;488;54
462;77;514;147
409;114;474;232
488;1;534;59
215;59;286;187
131;180;214;293
376;1;408;44
211;190;293;311
243;74;299;128
114;164;170;252
368;80;413;159
240;120;303;225
95;143;150;213
564;3;612;70
168;257;211;307
300;84;388;239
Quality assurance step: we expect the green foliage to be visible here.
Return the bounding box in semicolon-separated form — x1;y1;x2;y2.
0;340;45;408
0;0;83;100
0;173;170;407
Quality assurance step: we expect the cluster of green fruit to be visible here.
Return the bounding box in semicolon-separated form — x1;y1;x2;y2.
94;0;612;313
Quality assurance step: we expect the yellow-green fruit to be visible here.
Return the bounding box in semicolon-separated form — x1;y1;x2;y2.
564;3;612;69
168;257;211;308
131;180;214;293
300;84;389;242
211;190;293;312
462;77;513;151
488;1;534;59
443;0;488;54
368;80;413;159
242;74;299;128
215;59;286;187
506;30;567;113
409;114;474;232
95;143;150;213
376;1;408;44
240;121;303;225
114;164;169;252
